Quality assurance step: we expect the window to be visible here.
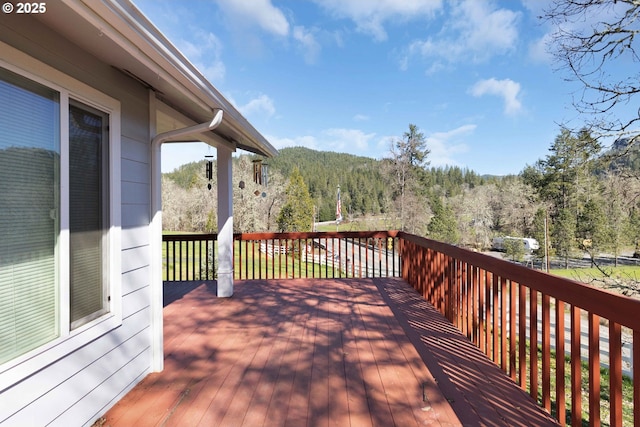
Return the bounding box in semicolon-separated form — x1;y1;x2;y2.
69;101;110;329
0;68;60;364
0;51;121;371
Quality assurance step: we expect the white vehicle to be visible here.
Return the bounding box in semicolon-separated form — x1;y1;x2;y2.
492;236;540;253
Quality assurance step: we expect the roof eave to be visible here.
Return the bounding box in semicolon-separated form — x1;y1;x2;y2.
59;0;278;157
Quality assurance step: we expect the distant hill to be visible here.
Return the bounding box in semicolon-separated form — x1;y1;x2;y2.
604;137;640;172
265;147;388;220
163;146;491;221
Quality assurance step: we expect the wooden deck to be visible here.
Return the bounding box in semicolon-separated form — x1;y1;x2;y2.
101;278;559;427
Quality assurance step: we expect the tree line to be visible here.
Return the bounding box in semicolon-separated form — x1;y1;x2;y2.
162;124;640;266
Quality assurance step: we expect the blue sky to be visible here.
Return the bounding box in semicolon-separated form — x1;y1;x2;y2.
133;0;588;176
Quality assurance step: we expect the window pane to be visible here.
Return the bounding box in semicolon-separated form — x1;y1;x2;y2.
69;102;109;328
0;68;60;364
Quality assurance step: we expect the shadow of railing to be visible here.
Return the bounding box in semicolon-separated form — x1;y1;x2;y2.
162;230;640;426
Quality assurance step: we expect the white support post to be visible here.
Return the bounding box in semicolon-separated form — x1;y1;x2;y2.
217;146;234;297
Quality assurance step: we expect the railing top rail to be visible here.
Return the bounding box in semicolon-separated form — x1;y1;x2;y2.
162;230;400;242
399;231;640;331
235;230;400;240
163;233;218;242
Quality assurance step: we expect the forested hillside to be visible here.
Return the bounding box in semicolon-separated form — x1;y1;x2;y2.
163;146;487;224
162;128;640;262
265;147;386;220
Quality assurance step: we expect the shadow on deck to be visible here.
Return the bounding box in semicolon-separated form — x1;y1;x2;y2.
102;278;559;427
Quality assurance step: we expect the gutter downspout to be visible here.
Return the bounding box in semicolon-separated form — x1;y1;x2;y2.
149;108;223;372
151;109;223;147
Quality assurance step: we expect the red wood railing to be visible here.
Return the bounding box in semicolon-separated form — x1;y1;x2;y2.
399;232;639;427
163;230;639;426
162;230;401;281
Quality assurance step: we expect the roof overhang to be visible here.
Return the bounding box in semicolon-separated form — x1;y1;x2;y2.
36;0;277;157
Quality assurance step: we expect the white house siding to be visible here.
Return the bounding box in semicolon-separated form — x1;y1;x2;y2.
0;15;154;427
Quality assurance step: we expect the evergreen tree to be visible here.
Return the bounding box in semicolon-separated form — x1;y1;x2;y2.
427;196;459;244
627;206;640;256
553;208;576;268
399;124;430;169
385;124;430;230
504;238;526;262
276;167;314;232
577;198;607;264
601;173;631;265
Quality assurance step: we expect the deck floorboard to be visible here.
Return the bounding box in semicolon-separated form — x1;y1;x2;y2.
101;278;559;427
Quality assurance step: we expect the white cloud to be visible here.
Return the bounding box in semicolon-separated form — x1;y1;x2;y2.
215;0;289;36
324;128;376;151
520;0;553;17
403;0;520;67
266;134;319;150
528;33;553;64
175;30;225;82
238;94;276;118
353;114;370;122
293;26;321;64
313;0;443;41
470;78;523;116
426;124;474;167
266;128;377;156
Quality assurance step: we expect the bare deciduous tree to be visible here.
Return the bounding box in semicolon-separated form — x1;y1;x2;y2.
544;0;640;144
233;156;286;232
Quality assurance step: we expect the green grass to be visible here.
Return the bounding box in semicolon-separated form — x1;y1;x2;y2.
550;265;640;282
544;348;633;426
162;236;347;281
510;338;634;426
162;237;209;281
233;241;345;279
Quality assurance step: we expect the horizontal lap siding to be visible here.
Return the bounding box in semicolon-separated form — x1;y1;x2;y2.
0;15;153;427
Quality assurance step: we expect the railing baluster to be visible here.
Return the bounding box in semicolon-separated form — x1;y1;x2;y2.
556;299;566;426
610;321;622;427
509;280;517;381
277;238;282;278
257;239;262;280
172;240;176;281
204;238;209;280
286;238;290;278
571;305;582;426
519;283;527;390
493;274;499;365
359;237;363;278
166;239;169;281
487;270;494;360
530;288;538;402
589;313;601;427
471;266;478;346
252;239;256;280
478;269;486;354
633;331;639;427
542;293;551;412
325;237;342;279
378;238;382;278
501;277;507;371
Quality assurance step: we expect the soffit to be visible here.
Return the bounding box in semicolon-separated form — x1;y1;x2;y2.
35;0;277;157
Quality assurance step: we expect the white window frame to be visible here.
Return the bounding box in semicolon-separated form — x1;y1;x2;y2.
0;41;122;388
